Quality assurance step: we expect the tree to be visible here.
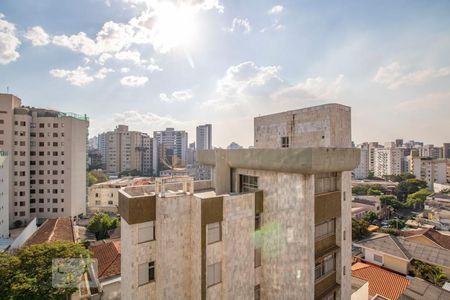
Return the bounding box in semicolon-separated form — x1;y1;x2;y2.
352;219;370;241
87;213;120;240
380;195;405;209
367;188;382;196
388;218;406;229
352;185;369;195
87;170;109;187
362;211;378;224
0;242;91;299
412;259;448;287
406;188;432;210
396;179;428;201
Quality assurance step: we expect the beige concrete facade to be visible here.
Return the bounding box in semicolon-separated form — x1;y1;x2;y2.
0;150;9;238
119;103;358;299
411;157;449;189
0;93;88;227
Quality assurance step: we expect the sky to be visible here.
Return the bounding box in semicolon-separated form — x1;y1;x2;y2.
0;0;450;148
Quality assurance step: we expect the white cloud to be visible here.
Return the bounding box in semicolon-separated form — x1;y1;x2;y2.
113;110;185;131
115;50;141;64
52;21;135;56
204;61;344;111
268;5;284;15
120;67;130;73
98;53;113;64
0;14;20;64
94;67;114;79
160;89;193;102
49;66;113;85
24;26;50;46
204;61;282;110
226;18;251;33
373;62;450;89
49;66;94;86
120;75;148;87
273;75;344;102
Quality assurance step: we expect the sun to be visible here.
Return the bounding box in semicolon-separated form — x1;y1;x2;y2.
152;2;198;53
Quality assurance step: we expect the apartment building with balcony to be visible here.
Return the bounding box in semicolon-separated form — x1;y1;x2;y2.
153;128;188;175
411;156;449;189
119;103;359;299
374;147;402;177
0;150;9;238
0;93;88;227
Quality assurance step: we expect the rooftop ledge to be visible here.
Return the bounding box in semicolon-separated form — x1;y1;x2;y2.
198;147;360;174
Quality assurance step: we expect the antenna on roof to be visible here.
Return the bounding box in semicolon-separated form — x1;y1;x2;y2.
6;86;9;93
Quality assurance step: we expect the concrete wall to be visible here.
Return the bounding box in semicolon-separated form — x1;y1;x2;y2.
351;278;369;300
339;171;353;299
254;103;351;149
235;168;315;299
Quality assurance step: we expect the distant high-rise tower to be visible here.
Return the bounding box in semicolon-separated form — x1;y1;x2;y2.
154;128;188;174
196;124;212;151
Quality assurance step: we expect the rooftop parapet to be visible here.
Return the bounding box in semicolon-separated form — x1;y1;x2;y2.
198;148;360;174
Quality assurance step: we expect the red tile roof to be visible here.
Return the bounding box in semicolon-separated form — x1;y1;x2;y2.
90;240;121;279
352;262;409;300
24;218;74;247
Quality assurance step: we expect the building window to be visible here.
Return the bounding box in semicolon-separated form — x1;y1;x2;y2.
315;253;336;281
314;172;338;194
138;261;155;286
373;254;383;264
255;248;262;267
138;221;155;243
207;262;221;287
255;285;261;300
255;213;261;230
207;222;221;244
315;219;335;241
240;175;258;193
281;136;289;148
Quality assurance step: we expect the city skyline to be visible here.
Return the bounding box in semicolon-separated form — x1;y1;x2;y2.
1;0;450;148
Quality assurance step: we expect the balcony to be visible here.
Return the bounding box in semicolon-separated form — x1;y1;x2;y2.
315;191;341;224
314;248;340;300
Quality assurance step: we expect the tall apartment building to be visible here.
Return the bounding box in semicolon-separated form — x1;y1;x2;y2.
411;157;449;189
0;94;88;226
368;142;380;172
353;143;369;179
444;143;450;159
0;151;9;238
97;132;107;169
196;124;212;151
119;103;359;299
420;144;443;159
374;147;402;177
153;128;188;174
101;125;155;176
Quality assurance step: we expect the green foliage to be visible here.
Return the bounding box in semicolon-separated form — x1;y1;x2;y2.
380;195;405;209
383;173;415;183
380;228;398;235
396;179;428;201
362;211;378;224
0;242;91;299
87;213;120;240
412;259;448;287
352;218;370;241
406;188;432;210
118;169;143;177
87;170;108;187
352;184;387;196
367;188;382;195
352;185;369;195
367;171;375;179
388;218;406;229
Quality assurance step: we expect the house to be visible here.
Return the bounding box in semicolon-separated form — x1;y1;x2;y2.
396;228;450;250
352;262;409;300
400;276;450;299
354;233;450;277
352;206;371;220
90;240;121;300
